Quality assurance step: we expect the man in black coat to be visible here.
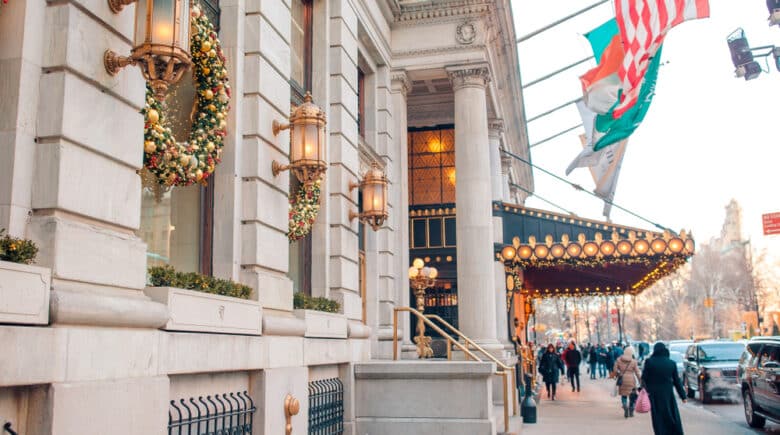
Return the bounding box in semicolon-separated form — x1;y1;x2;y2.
642;342;687;435
588;345;598;379
562;341;582;392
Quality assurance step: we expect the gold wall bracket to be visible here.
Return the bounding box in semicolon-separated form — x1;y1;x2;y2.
273;120;290;136
104;50;135;76
284;394;300;435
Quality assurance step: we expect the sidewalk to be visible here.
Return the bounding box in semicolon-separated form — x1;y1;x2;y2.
520;372;754;434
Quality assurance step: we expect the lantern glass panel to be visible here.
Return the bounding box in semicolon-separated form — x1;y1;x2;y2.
152;0;176;46
371;181;385;214
304;123;319;160
362;184;375;214
290;123;304;162
135;0;149;46
177;1;189;46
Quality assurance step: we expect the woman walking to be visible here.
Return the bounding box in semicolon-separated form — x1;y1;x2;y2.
613;346;640;418
538;344;565;400
642;342;687;434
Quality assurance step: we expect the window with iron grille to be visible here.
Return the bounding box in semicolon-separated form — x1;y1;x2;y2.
408;127;456;206
168;391;256;435
308;378;344;435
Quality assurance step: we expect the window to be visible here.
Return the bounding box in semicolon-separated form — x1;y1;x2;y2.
357;68;365;138
358;190;366;323
759;345;780;368
408;127;456;206
138;1;220;276
291;0;313;103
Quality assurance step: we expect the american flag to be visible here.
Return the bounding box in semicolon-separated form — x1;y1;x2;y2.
613;0;709;118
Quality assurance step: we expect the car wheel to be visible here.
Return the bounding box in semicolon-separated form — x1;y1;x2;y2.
685;377;694;399
743;390;766;429
699;379;711;404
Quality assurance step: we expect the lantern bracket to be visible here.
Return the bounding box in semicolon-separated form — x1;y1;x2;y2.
271;161;290;177
272;120;291;136
104;50;136;76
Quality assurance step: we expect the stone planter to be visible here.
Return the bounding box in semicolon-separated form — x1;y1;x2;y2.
294;309;348;339
0;261;51;325
144;287;262;335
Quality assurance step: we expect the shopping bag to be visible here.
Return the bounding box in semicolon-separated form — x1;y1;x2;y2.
635;389;651;413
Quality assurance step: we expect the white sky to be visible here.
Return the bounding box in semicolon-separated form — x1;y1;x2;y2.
511;1;780;256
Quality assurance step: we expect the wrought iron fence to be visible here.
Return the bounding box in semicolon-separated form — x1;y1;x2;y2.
168;391;256;435
308;378;344;435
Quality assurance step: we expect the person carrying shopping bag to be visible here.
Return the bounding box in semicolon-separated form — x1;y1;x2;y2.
613;346;640;418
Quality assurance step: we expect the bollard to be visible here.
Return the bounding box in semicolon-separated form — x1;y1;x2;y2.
521;374;537;423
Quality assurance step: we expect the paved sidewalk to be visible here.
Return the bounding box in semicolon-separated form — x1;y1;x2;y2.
520;374;755;434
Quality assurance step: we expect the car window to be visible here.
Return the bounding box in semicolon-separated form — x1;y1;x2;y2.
698;343;745;362
759;345;780;369
745;343;762;366
686;346;695;360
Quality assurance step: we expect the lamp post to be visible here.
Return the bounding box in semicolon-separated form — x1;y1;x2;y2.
408;258;437;358
500;246;521;342
104;0;192;101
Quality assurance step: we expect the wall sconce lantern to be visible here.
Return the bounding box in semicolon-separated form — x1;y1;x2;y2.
349;163;389;231
272;92;327;186
104;0;192;101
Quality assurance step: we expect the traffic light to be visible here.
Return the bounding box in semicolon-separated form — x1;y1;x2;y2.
727;28;762;80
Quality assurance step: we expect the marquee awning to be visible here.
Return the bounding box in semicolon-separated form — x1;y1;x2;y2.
493;202;695;299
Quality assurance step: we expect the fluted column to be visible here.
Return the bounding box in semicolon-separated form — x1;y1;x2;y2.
488;120;504;202
447;65;500;348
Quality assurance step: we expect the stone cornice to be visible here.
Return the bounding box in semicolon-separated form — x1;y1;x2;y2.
446;65;490;91
394;0;491;25
392;43;486;59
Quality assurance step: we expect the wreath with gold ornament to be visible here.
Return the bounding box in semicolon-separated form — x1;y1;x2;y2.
142;4;230;187
288;179;322;242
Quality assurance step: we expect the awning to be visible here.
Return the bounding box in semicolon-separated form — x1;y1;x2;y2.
493;202;694;299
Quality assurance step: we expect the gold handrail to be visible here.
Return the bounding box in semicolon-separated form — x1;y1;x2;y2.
392;308;514;432
425;314;518;418
393;307;483;362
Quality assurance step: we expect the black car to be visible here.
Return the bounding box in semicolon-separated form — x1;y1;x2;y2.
683;341;745;403
740;336;780;429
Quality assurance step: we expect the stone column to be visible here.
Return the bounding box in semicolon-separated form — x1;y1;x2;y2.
447;65;500;348
500;154;512;202
390;71;412;355
488;120;504;202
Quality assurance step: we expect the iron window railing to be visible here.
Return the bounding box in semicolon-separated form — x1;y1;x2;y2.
308;378;344;435
168;391;256;435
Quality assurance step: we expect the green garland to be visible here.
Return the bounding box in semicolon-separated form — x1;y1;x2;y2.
288;180;322;242
142;4;231;186
514;253;688;270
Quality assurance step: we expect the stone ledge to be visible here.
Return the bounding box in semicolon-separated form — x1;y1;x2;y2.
354;361;495;379
348;320;371;338
0;261;51;325
50;289;168;329
144;287;262;336
262;313;306;336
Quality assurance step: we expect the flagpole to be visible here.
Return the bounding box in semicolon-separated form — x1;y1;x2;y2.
527;97;582;123
529;124;583;148
516;0;612;43
523;56;595;88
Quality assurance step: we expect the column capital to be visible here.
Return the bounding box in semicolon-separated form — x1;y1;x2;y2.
500;152;512;174
488;119;504;139
446;64;490;91
390;70;411;96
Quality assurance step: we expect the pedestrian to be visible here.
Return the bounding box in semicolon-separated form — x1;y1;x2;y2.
588;345;598;379
642;342;687;435
538;343;565;400
563;340;582;392
613;346;640;418
606;345;616;374
597;344;608;378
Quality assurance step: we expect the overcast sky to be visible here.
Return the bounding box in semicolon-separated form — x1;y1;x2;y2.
511;1;780;255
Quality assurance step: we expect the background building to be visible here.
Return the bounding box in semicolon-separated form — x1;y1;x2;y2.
0;0;532;433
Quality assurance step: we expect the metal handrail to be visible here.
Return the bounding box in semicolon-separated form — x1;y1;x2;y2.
425;314;518;417
392;307;482;362
392;307;514;432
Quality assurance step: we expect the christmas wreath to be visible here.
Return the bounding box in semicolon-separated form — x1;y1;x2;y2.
288;179;322;242
142;4;231;186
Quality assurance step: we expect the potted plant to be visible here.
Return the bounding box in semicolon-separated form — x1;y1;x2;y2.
293;292;347;339
0;229;51;325
143;265;262;335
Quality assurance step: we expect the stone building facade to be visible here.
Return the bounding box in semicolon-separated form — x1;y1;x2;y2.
0;0;531;433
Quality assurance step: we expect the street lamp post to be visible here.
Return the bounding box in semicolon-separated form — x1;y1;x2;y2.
408;258;437;358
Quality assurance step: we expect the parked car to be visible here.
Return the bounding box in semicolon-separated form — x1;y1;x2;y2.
740;336;780;429
668;339;694;355
669;350;685;383
683;340;745;403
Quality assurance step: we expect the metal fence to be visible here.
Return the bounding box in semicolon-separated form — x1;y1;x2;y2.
168;391;256;435
308;378;344;435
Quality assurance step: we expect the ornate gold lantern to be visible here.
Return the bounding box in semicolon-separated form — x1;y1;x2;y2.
408;258;437;358
350;163;389;231
104;0;192;101
272;92;327;186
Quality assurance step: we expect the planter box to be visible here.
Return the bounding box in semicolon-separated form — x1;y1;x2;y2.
0;261;51;325
294;309;348;339
144;287;262;335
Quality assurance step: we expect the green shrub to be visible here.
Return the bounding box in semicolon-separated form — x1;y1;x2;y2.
293;292;340;313
0;229;38;265
148;265;252;299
